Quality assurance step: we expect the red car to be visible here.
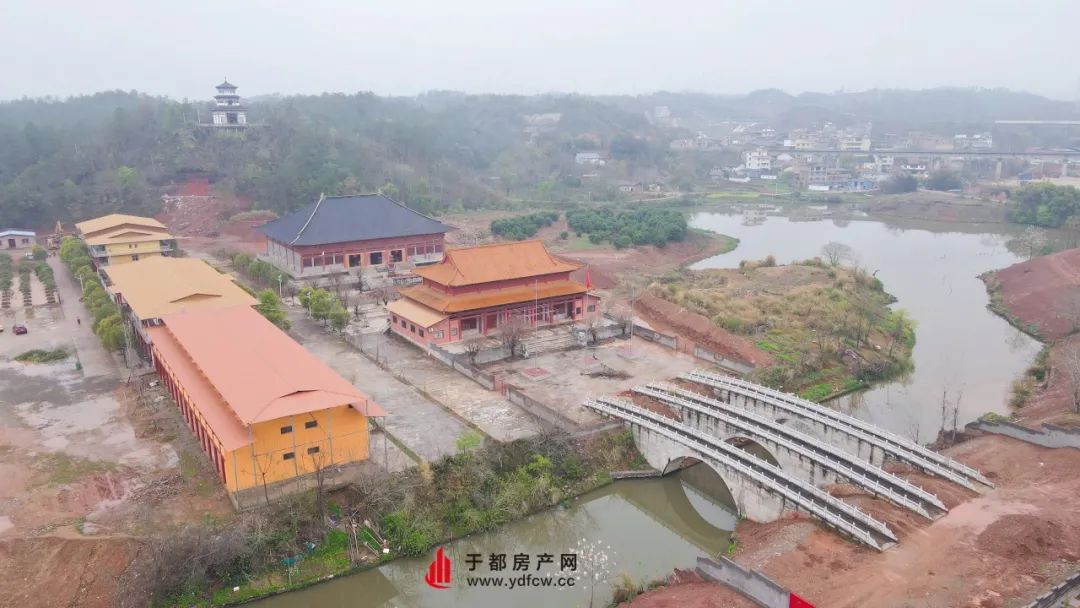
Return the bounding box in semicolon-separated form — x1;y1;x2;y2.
12;324;28;335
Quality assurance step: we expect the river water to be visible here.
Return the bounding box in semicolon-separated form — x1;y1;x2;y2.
251;209;1039;607
689;210;1042;440
251;466;737;608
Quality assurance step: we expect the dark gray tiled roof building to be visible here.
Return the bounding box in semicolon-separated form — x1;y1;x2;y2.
257;194;449;278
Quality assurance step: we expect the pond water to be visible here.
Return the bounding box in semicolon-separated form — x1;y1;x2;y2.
689;210;1042;440
250;465;737;608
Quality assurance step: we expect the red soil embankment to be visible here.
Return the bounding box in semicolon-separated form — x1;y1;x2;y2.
635;292;773;369
986;247;1080;341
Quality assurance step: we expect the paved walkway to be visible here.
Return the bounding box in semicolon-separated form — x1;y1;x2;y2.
287;309;466;463
362;332;541;442
50;257;118;378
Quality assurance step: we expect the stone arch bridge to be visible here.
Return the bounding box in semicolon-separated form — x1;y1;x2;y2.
583;370;992;551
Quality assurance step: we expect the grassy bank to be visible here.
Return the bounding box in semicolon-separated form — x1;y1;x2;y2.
657;258;915;397
133;430;643;607
980;271;1045;340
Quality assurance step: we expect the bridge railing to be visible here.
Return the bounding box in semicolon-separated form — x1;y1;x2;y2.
651;383;947;511
685;370;992;486
682;371;987;490
639;383;944;517
586;396;897;550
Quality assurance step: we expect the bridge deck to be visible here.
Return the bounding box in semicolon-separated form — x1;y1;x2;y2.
682;370;992;489
586;396;897;551
639;383;946;517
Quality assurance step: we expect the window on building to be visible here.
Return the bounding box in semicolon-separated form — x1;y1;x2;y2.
131;254;139;261
280;425;293;434
305;420;318;429
409;323;416;333
283;452;295;460
576;307;582;315
391;315;397;323
390;249;403;263
451;328;458;336
370;251;384;265
400;319;407;328
303;257;313;268
21;238;29;245
307;446;320;455
587;305;596;312
418;328;425;337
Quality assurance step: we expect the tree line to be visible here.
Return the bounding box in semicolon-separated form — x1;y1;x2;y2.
566;207;687;249
1008;182;1080;228
490;211;559;240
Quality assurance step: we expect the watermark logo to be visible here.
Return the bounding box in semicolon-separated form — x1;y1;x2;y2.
424;546;452;589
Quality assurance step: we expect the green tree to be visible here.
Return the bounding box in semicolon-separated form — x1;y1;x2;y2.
308;289;334;324
881;174;918;194
924;170;962;191
328;301;350;332
95;313;125;351
255;289;291;330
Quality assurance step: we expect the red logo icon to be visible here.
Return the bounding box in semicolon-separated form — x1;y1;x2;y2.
424;546;452;589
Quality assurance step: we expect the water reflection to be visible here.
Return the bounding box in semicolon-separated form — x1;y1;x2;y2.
250;467;737;608
689;212;1042;438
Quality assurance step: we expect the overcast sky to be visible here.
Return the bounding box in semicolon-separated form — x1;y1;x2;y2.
2;0;1078;101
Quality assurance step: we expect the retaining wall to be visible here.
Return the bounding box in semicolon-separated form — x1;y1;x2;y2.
693;345;756;375
695;556;791;608
505;385;578;432
633;324;679;349
966;419;1080;449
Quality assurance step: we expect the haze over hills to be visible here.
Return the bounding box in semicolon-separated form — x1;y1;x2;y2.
0;86;1077;230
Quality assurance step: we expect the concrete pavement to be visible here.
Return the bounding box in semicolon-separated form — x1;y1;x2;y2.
287;309;467;463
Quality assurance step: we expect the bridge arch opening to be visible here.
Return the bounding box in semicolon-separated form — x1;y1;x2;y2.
725;435;781;468
653;457;739;545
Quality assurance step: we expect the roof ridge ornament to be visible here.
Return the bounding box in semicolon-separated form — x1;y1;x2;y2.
290;192;326;245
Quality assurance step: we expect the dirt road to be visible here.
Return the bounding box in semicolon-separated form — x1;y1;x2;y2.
624;435;1080;608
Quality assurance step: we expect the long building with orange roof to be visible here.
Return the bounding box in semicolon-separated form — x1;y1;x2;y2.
388;240;598;347
148;305;385;504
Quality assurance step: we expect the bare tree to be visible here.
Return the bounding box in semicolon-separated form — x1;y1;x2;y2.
463;338;484;365
327;272;346;304
1016;226;1048;259
308;449;329;519
497;315;529;357
821;241;853;266
255;453;274;507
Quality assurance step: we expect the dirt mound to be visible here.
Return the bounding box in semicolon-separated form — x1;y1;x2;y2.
635;292;773;369
977;514;1076;560
985;247;1080;340
0;537;139;608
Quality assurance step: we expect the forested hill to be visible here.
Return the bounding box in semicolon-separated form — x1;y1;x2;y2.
0;87;1076;230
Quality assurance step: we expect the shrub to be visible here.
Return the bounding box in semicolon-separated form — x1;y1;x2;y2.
14;348;68;363
490;211;559;240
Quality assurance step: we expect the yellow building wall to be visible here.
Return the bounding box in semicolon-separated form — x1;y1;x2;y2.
226;405;371;493
104;240;164;264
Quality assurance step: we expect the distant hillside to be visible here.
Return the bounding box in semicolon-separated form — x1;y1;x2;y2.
0;87;1076;229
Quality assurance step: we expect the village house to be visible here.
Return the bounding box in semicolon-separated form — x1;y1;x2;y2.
0;229;36;251
148;305;385;505
574;151;606;166
101;257;257;358
75;213;177;267
257;194;449;278
387;240;597;347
